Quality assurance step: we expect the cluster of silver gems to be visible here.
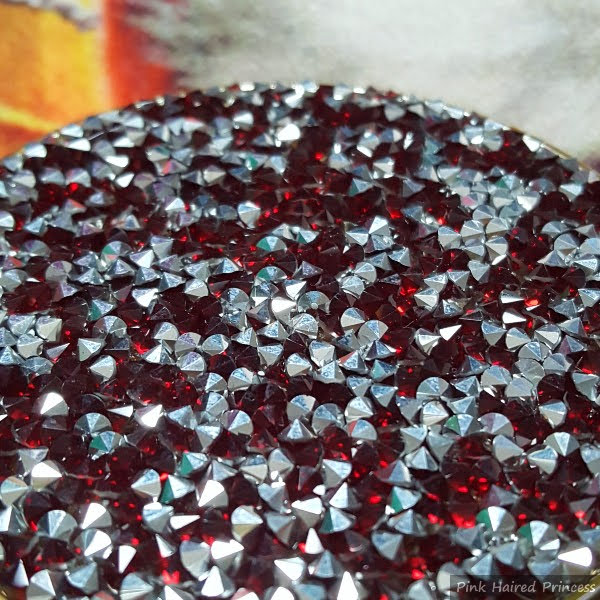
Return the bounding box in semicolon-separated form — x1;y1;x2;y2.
0;83;599;599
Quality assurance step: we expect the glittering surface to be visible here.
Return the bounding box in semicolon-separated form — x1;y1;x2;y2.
0;83;599;599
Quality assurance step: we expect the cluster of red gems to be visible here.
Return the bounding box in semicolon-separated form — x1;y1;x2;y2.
0;83;599;599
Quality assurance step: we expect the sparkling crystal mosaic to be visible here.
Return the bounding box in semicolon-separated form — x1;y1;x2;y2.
0;83;599;599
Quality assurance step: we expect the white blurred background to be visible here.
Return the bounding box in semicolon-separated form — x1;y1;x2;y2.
135;0;600;166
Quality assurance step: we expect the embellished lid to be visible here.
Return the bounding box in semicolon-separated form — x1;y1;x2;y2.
0;83;598;598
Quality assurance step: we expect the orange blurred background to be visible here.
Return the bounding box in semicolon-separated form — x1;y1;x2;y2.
0;0;177;156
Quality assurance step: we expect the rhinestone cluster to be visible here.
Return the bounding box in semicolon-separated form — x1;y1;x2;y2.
0;83;599;599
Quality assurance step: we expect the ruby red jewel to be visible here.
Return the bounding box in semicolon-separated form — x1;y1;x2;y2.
0;83;598;599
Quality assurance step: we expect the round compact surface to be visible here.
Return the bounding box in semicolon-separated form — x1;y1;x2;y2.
0;84;598;599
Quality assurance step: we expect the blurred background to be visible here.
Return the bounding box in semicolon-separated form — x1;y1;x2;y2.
0;0;598;168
